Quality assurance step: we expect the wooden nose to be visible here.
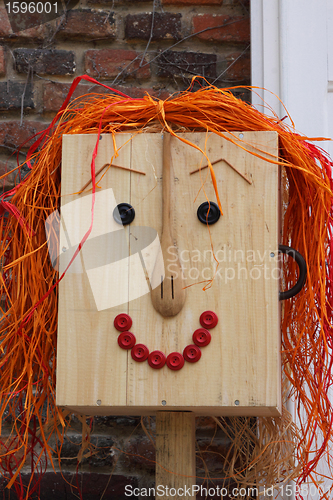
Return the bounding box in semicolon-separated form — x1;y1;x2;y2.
150;133;186;317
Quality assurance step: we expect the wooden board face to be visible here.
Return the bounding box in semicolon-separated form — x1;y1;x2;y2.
56;131;281;416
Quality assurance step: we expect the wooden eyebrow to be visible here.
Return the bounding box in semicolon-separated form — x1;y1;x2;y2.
190;158;252;185
79;163;146;194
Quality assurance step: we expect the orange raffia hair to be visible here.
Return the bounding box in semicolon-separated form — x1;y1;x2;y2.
0;75;332;499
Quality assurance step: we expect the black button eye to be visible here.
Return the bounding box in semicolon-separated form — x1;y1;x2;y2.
197;202;220;225
113;203;135;225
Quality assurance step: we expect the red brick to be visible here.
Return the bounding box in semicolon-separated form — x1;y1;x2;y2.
123;437;155;471
0;3;14;37
193;14;250;43
164;0;222;4
55;9;116;40
14;49;75;76
43;82;93;112
43;82;113;112
43;82;169;112
0;160;17;190
125;86;170;99
0;121;47;150
125;13;181;41
225;51;251;82
0;47;5;76
85;49;150;80
0;3;46;41
124;86;170;100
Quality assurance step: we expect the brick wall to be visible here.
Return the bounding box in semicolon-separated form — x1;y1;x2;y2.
0;0;250;189
0;1;250;498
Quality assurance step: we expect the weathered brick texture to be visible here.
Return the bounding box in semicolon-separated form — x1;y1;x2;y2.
226;51;251;82
0;121;47;150
14;49;75;75
123;436;156;471
157;51;217;79
43;82;101;112
0;82;34;110
0;160;17;191
43;82;168;112
0;3;47;41
193;14;250;42
0;47;5;76
55;9;116;40
125;13;182;40
84;49;150;80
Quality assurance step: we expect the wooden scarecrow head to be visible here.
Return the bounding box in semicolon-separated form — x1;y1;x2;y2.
55;130;284;416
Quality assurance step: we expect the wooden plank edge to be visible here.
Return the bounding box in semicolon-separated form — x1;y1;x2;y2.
57;405;282;417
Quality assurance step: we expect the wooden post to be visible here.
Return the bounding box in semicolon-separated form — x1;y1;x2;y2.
156;412;196;499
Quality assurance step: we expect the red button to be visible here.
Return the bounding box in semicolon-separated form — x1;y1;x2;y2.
193;328;211;347
183;344;202;363
114;313;132;332
199;310;218;329
131;344;149;362
118;332;136;350
148;351;166;369
166;352;184;371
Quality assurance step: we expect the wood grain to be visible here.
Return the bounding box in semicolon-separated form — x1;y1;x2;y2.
56;131;281;416
56;133;132;408
151;133;186;317
156;412;195;499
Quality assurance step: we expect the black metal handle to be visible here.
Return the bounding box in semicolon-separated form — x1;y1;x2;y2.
278;244;307;300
